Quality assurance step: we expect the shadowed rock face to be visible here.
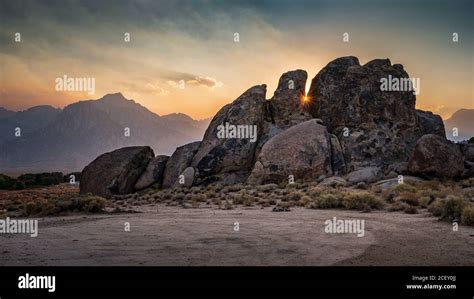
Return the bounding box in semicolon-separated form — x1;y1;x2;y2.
162;141;201;189
80;146;154;198
408;134;464;178
307;56;422;171
134;155;169;190
248;119;333;185
416;109;446;138
256;70;314;158
191;85;267;184
268;70;312;129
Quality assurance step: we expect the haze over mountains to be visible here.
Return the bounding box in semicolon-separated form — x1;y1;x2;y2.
444;109;474;142
0;93;210;175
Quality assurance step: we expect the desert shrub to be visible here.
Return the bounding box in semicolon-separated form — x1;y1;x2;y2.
389;183;418;194
287;191;302;202
232;190;252;205
20;194;106;216
395;192;419;206
298;195;312;207
268;198;277;205
404;205;418;214
243;196;255;207
223;200;234;210
172;193;185;201
427;199;445;217
462;187;474;199
211;184;224;192
256;184;278;193
306;186;327;198
79;196;106;212
190;186;201;194
227;184;243;192
388;201;406;212
440;196;467;222
316;193;343;209
206;190;217;198
342;192;384;210
193;194;206;202
418;196;432;208
460;178;474;188
414;180;442;191
461;206;474;226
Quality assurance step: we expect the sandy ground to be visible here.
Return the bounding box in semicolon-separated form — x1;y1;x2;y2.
1;205;473;266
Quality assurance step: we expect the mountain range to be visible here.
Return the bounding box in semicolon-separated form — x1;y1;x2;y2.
444;108;474;142
0;93;210;175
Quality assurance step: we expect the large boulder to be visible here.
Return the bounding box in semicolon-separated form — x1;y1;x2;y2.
191;85;267;185
257;70;313;157
416;109;446;138
267;70;312;129
173;166;196;188
134;155;169;190
346;166;382;184
80;146;154;198
248;119;333;185
307;56;422;170
162;141;201;188
408;134;464;178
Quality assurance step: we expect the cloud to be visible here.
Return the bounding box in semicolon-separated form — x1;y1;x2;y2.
167;76;223;90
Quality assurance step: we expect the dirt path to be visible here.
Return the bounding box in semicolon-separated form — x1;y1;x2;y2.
1;205;473;266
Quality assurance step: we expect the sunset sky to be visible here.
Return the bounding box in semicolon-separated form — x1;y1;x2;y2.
0;0;472;119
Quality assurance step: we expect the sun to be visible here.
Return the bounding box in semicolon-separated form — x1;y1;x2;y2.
301;95;311;104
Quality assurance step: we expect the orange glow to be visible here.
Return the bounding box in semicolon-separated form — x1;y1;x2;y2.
302;95;311;104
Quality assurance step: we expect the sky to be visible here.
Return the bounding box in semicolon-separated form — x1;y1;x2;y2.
0;0;472;119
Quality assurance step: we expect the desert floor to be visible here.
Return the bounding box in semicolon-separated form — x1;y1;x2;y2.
1;205;473;266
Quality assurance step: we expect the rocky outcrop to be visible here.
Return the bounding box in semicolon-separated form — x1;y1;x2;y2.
267;70;312;129
80;56;460;191
408;134;464;178
416;109;446;138
134;155;169;190
307;57;422;171
256;71;314;157
80;146;154;198
346;166;382;184
191;85;267;185
248;119;332;185
162;141;201;188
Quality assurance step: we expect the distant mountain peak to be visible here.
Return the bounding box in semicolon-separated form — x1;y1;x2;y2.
101;92;127;100
444;108;474;142
162;113;195;122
